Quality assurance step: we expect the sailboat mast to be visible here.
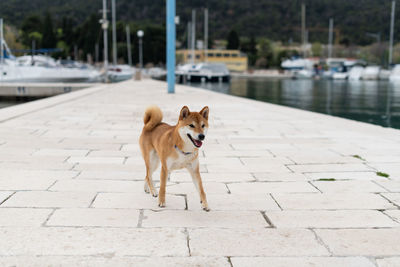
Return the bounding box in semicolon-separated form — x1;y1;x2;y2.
191;9;196;64
0;18;3;82
126;25;132;66
0;18;3;65
112;0;117;66
204;8;208;62
187;22;191;51
389;0;396;66
328;18;334;58
301;3;306;57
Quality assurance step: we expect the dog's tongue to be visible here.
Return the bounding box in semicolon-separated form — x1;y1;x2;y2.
194;139;203;147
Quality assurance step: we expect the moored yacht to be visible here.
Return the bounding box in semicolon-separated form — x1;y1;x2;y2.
176;63;230;83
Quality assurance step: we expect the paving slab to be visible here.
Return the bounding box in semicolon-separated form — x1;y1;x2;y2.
305;171;385;181
33;148;89;156
230;256;375;267
315;229;400;256
47;208;140;227
253;172;309;182
227;182;318;194
1;191;95;208
92;192;186;210
0;227;188;256
50;179;145;193
0;256;230;267
142;210;268;228
166;182;229;194
377;257;400;267
287;163;373;173
187;193;280;211
0;208;52;226
272;193;395;210
267;210;398;228
311;180;386;193
0;191;14;204
376;180;400;192
0;177;55;191
381;193;400;206
384;210;400;223
189;228;329;256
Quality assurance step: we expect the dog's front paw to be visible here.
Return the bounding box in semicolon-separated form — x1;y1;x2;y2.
152;192;158;198
158;196;165;208
201;202;210;212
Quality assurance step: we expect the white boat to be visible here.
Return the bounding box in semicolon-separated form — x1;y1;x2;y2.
348;66;364;81
147;67;167;79
379;69;390;80
281;57;313;70
332;71;348;80
361;66;380;80
325;58;357;80
107;65;134;82
1;55;101;83
176;63;230;83
292;69;313;79
389;64;400;82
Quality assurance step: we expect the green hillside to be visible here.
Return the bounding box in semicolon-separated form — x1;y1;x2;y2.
1;0;397;45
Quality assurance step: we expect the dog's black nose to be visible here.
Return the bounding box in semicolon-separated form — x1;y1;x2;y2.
198;134;205;140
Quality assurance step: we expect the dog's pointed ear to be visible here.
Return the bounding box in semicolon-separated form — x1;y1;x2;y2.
200;106;209;120
179;106;190;120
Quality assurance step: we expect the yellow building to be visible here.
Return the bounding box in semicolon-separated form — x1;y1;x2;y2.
176;49;248;72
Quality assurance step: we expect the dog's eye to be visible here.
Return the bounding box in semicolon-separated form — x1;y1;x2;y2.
189;124;195;128
201;125;205;128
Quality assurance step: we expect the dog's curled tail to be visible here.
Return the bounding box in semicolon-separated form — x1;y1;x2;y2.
143;105;163;131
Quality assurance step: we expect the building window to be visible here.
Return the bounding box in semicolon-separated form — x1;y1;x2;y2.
196;55;200;59
207;53;214;57
231;54;238;57
216;53;222;57
187;55;192;59
224;53;230;57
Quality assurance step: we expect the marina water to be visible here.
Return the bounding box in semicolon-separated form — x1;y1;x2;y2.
188;77;400;130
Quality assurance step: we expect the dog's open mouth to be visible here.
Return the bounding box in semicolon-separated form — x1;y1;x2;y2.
187;134;202;148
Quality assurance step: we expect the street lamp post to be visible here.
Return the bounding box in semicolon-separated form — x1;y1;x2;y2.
137;30;144;79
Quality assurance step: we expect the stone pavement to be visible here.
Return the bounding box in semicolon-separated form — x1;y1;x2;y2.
0;79;399;266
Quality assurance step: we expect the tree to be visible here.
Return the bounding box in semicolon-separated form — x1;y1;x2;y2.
257;38;274;68
42;12;56;48
227;29;240;50
20;15;42;47
311;42;322;57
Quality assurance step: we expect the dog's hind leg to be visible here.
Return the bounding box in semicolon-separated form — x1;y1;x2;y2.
143;149;159;197
146;149;159;197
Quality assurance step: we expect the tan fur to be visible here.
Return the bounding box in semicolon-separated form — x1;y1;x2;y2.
139;105;210;211
143;105;163;131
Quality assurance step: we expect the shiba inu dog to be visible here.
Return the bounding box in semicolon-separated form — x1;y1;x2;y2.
139;105;210;211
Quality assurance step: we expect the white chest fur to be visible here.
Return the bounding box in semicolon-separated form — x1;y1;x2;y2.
167;150;198;171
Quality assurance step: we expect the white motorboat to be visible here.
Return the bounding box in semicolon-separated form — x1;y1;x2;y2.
107;65;134;82
1;55;101;83
348;66;364;81
332;71;348;80
176;63;230;83
389;64;400;82
292;69;313;79
379;69;390;80
361;66;380;80
281;57;313;70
